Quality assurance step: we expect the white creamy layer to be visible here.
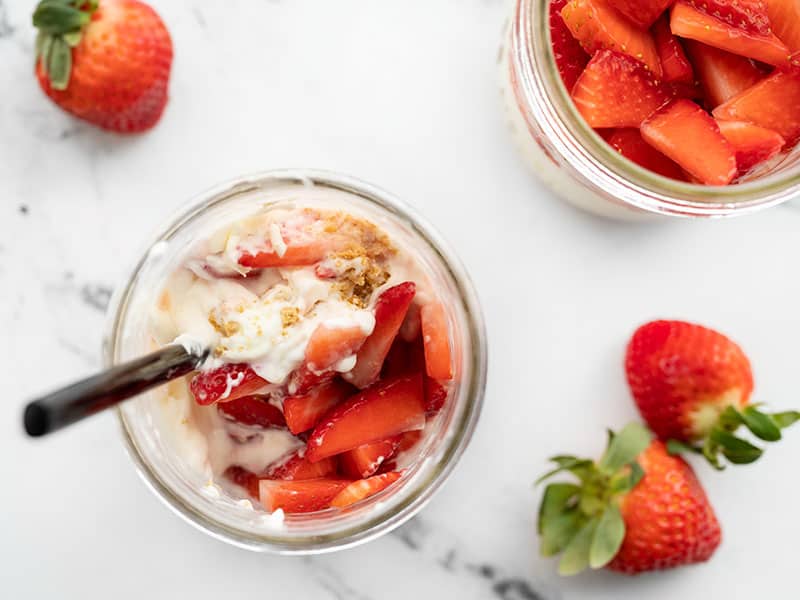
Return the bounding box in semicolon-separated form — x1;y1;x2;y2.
149;199;435;501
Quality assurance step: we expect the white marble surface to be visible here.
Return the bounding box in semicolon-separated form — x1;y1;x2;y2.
2;0;800;598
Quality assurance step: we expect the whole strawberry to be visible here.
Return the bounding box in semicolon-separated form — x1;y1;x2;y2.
626;320;799;468
537;424;721;575
33;0;172;133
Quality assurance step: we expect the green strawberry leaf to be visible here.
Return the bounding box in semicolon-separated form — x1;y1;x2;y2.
558;518;598;576
711;428;763;464
538;483;580;534
608;460;644;494
536;457;594;485
62;29;82;47
740;406;782;442
39;34;54;74
667;439;701;456
47;36;71;91
718;405;744;431
702;437;724;471
32;1;89;35
598;422;652;474
773;411;800;429
589;505;625;569
541;509;584;557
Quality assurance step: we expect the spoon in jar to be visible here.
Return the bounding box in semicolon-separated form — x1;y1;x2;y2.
23;343;209;438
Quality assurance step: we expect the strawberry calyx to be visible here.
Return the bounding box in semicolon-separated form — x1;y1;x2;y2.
667;405;800;469
536;423;652;576
33;0;98;90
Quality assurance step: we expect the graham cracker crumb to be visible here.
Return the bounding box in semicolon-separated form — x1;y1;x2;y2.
281;306;300;328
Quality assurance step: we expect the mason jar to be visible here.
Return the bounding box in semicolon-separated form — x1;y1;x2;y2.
500;0;800;219
103;169;487;553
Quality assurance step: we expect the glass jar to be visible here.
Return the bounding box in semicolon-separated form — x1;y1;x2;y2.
500;0;800;219
103;169;487;553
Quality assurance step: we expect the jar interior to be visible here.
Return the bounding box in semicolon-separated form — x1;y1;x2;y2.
109;172;484;551
521;0;800;213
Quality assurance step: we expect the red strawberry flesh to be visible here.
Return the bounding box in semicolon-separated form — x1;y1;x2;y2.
572;50;670;129
218;395;286;429
305;373;426;463
640;99;737;185
189;364;268;405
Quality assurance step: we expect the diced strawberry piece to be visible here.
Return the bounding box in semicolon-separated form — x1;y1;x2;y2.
189;364;268;405
671;2;791;67
717;120;786;174
305;325;368;372
424;379;448;416
330;472;403;508
286;365;336;396
604;0;674;29
259;479;351;514
238;241;332;268
224;465;260;498
766;0;800;52
306;373;426;463
218;394;286;428
383;338;450;416
399;301;422;343
340;437;402;479
653;15;695;84
550;0;591;90
420;302;454;381
561;0;663;77
687;0;772;36
572;50;670;128
604;128;688;180
345;282;416;389
641;99;737;185
283;379;354;434
684;41;765;107
266;450;338;480
713;69;800;143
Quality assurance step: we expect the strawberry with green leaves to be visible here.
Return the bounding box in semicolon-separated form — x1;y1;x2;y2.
33;0;172;133
538;423;721;575
626;320;800;469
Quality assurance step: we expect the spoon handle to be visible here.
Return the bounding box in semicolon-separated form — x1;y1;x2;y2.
24;344;207;437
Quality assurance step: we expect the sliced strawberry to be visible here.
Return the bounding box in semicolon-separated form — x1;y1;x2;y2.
383;338;450;416
684;41;765;107
283;379;354;434
306;373;426;463
224;465;260;498
604;0;674;29
286;365;336;396
330;472;402;508
399;301;422;343
421;302;454;381
641;99;737;185
266;450;338;480
259;479;351;513
713;69;800;143
604;128;688;180
561;0;663;77
687;0;772;36
339;437;402;479
238;241;331;268
345;282;416;389
766;0;800;53
572;50;670;128
218;394;286;428
424;379;448;416
653;15;695;84
305;325;368;372
671;1;791;67
550;0;591;90
378;432;423;474
717;120;786;174
189;364;268;405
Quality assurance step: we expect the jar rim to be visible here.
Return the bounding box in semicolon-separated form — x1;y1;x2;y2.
103;168;488;553
508;0;800;217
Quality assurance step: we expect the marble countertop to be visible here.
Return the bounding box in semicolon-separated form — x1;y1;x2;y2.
2;0;800;598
